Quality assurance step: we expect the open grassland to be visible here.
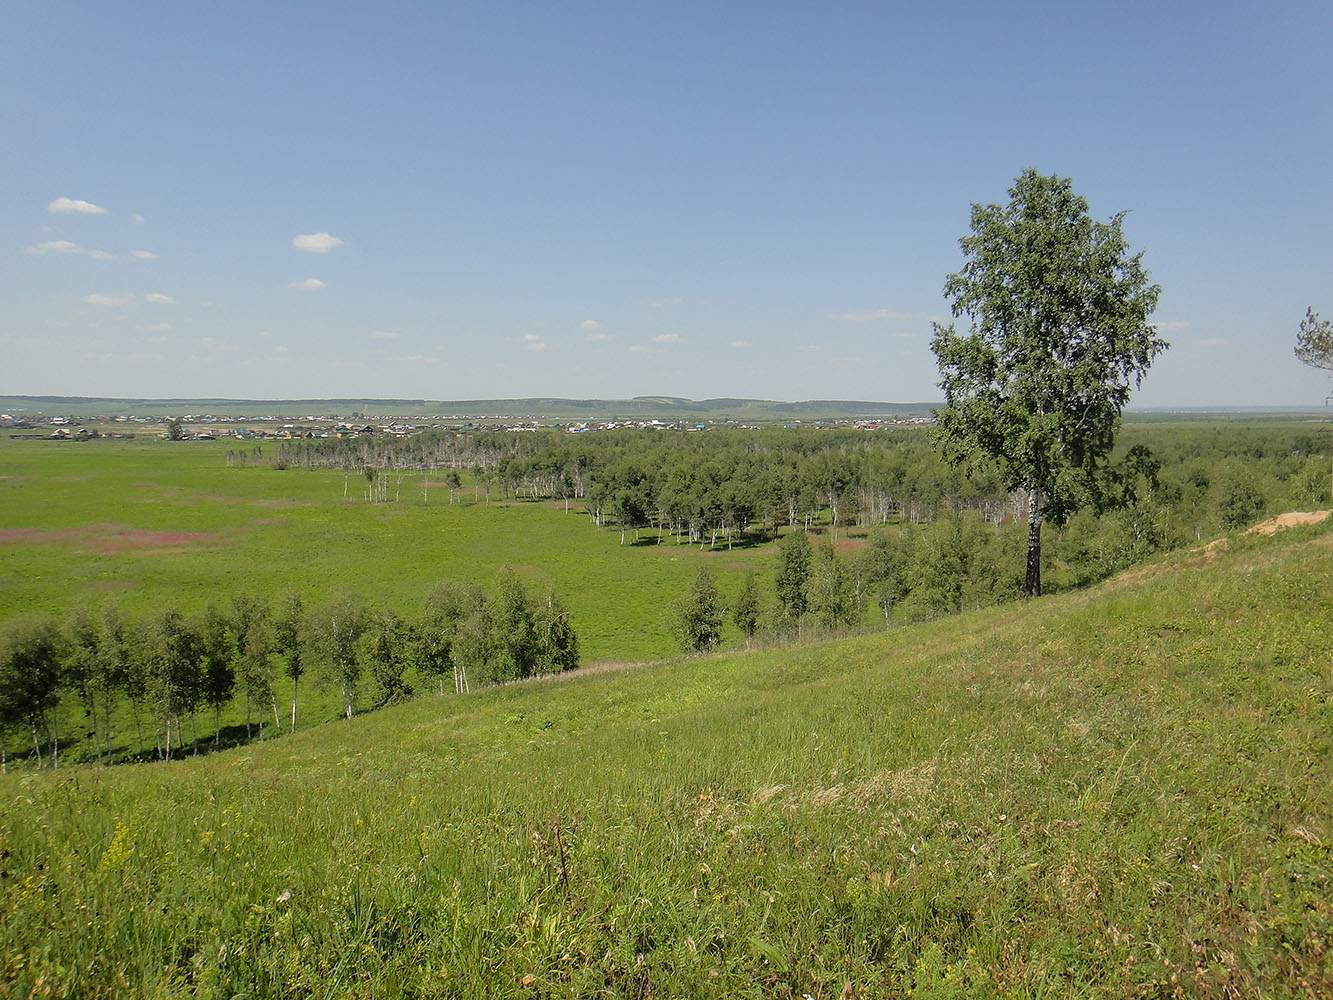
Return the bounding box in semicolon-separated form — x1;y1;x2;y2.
1;521;1330;997
0;437;772;667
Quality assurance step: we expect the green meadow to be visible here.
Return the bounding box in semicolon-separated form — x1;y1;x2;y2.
1;511;1330;997
0;436;771;667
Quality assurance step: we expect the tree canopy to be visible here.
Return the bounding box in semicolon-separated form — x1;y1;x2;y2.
1295;307;1333;376
930;169;1165;597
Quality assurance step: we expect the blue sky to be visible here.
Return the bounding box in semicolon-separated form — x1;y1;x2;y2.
3;1;1331;406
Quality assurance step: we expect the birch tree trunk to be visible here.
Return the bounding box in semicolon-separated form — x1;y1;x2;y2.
1025;484;1043;598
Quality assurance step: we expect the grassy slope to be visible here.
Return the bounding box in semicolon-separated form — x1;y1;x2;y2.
2;523;1331;997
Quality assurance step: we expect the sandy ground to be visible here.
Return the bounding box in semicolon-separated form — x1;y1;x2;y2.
1244;510;1331;535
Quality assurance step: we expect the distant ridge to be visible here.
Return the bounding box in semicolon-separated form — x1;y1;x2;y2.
2;395;1321;421
0;395;935;421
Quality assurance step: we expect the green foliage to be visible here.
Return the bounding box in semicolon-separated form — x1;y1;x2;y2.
534;591;579;674
197;603;235;738
774;530;812;622
1218;464;1267;530
731;573;761;645
489;568;539;683
366;613;413;709
320;593;367;718
932;169;1165;596
0;616;63;765
806;537;859;631
675;565;723;653
139;608;203;757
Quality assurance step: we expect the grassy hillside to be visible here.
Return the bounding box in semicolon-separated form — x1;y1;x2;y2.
2;520;1330;997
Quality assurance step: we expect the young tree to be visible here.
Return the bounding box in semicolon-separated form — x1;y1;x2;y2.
0;616;63;769
96;605;128;760
231;595;274;738
675;565;723;654
197;603;236;746
63;607;105;762
774;529;812;629
141;609;203;759
931;169;1165;597
490;569;539;682
367;613;413;708
322;593;367;718
272;593;306;731
732;573;761;648
807;537;859;632
860;527;913;624
419;581;477;694
534;591;580;674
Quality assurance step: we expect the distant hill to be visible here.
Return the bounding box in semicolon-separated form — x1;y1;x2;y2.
0;394;937;421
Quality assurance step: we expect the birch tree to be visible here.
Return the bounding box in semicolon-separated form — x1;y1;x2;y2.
198;603;236;746
323;593;367;718
272;593;306;731
0;616;63;769
931;169;1164;597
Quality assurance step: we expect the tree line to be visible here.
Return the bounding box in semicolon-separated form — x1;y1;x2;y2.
0;569;578;770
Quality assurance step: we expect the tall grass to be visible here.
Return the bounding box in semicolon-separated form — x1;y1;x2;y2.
2;522;1330;996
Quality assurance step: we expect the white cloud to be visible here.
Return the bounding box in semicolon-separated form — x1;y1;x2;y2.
651;332;681;344
369;329;400;340
146;321;172;333
585;332;616;342
578;319;602;331
130;213;145;225
629;345;648;353
1151;320;1191;331
143;292;176;304
729;340;751;349
27;240;114;260
258;330;272;338
130;249;158;260
292;232;346;253
523;334;542;342
1193;337;1226;348
288;278;327;291
650;297;683;309
389;354;438;364
522;334;547;351
27;240;81;255
83;292;135;307
49;197;107;215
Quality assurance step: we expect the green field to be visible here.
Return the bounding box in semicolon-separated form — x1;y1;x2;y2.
2;510;1330;997
0;437;771;669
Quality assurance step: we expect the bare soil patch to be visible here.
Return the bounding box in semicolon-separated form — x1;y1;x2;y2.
0;523;219;553
1244;509;1330;535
